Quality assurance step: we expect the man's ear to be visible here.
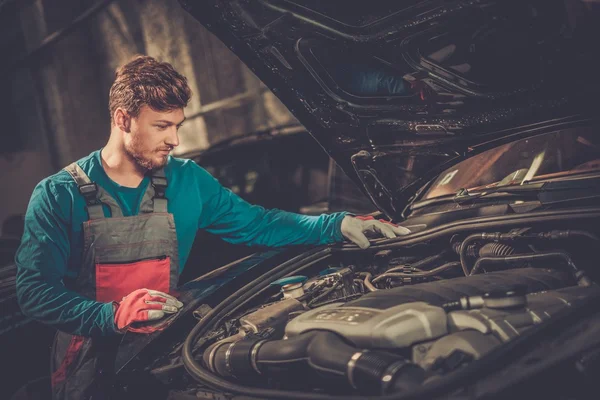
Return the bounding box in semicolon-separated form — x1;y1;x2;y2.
114;108;132;133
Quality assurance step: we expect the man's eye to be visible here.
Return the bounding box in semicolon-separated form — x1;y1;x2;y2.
156;125;168;130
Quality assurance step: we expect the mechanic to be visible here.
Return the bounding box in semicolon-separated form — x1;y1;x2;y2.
14;55;409;400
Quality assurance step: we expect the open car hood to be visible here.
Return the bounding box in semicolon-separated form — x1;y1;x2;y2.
180;0;600;219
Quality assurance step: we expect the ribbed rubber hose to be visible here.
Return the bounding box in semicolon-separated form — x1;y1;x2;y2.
459;229;598;276
470;251;580;277
479;242;516;258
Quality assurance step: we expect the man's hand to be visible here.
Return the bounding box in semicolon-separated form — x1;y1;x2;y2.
340;215;410;249
113;288;184;332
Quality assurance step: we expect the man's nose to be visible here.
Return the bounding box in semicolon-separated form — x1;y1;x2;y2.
166;127;180;147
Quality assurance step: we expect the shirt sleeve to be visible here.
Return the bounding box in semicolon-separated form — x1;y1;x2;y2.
194;164;348;247
15;179;118;337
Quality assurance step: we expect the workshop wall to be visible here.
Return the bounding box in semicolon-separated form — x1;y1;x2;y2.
0;0;296;233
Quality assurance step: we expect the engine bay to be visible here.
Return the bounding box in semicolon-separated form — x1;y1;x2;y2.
164;224;600;398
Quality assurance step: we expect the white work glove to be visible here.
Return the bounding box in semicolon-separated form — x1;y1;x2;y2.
340;215;411;249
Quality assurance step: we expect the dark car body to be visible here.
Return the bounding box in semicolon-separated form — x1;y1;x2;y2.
106;1;600;399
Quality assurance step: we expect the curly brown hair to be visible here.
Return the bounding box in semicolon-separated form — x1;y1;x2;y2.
108;55;192;124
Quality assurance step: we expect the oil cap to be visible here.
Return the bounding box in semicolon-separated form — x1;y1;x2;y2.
270;276;308;299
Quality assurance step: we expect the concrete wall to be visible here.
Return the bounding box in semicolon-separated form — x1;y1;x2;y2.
0;0;296;233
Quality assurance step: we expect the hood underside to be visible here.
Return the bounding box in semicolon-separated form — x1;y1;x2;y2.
180;0;600;218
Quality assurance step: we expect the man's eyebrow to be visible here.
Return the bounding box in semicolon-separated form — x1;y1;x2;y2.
154;118;187;125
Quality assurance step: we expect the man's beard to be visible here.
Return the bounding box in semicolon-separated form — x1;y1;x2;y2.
124;133;168;171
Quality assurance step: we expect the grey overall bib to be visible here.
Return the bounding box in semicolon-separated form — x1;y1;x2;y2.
50;162;181;400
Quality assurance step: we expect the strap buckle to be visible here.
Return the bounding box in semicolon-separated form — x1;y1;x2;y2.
152;176;168;199
78;183;98;206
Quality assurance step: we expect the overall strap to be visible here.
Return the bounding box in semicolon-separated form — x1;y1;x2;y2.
139;168;168;213
63;163;124;220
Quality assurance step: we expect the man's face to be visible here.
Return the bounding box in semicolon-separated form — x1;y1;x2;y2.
124;105;185;170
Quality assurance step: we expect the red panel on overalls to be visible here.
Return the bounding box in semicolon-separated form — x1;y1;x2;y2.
50;163;181;400
50;335;85;387
95;256;171;302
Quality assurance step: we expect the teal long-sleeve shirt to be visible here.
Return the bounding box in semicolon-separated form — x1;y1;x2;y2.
15;150;347;337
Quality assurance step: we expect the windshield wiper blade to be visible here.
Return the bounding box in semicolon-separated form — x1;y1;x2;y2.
408;174;600;212
453;177;600;205
453;182;546;204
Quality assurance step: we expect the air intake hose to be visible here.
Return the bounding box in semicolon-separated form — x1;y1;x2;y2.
204;331;424;395
478;242;516;258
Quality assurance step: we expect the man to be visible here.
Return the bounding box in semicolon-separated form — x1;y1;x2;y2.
15;55;409;399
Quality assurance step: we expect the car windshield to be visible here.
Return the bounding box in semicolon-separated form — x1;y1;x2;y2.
423;125;600;200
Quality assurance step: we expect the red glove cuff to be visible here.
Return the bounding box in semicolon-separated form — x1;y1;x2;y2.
355;215;398;227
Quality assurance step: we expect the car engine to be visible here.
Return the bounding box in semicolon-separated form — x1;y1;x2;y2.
181;227;600;397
